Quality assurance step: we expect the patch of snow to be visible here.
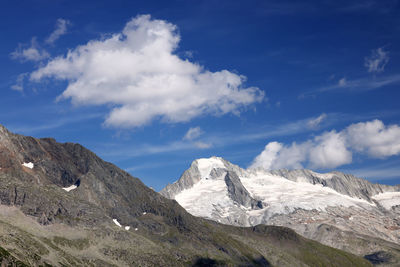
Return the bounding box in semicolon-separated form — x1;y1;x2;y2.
295;176;312;183
22;162;34;169
62;185;77;192
125;226;130;230
134;228;138;231
196;157;225;179
372;192;400;210
113;219;122;227
142;212;147;215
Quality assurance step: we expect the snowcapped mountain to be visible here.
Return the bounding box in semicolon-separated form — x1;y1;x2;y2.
161;157;400;263
0;124;374;266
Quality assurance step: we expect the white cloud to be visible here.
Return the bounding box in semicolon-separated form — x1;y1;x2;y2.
194;141;212;149
183;126;203;141
250;131;351;170
183;126;211;149
308;131;352;168
250;142;284;169
306;74;400;97
345;119;400;158
307;113;327;129
11;37;49;62
30;15;264;128
11;73;28;91
365;47;389;73
46;18;70;44
250;119;400;170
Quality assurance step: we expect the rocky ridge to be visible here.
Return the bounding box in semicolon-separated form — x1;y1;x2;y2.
0;124;372;266
161;156;400;266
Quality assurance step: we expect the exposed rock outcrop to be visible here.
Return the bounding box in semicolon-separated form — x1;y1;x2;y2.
224;171;262;209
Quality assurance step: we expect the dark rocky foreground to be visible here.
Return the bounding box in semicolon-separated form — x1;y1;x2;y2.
0;124;372;266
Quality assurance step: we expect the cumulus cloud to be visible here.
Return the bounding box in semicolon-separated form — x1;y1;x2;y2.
11;37;49;62
345;120;400;158
250;119;400;170
250;131;351;170
307;113;327;129
30;15;264;128
365;47;389;73
251;142;285;169
308;131;352;168
46;18;70;44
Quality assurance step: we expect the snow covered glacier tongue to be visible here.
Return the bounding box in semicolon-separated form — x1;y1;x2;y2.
161;157;400;247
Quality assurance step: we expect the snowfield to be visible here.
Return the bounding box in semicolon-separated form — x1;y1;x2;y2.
166;156;400;248
175;179;232;219
197;158;225;178
173;157;378;226
241;171;373;223
372;191;400;210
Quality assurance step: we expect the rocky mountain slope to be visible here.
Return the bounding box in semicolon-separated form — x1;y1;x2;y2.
161;156;400;266
0;124;372;266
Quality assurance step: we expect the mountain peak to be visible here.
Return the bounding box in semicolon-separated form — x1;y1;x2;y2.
162;156;400;224
0;125;372;266
194;156;227;178
162;156;400;262
160;156;245;198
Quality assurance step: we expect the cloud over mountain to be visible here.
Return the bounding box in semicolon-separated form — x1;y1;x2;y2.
345;119;400;158
250;119;400;170
30;15;264;128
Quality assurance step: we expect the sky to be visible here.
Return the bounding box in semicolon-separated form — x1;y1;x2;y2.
1;0;400;191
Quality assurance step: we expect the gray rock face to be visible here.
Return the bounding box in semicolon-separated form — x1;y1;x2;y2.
224;171;262;209
160;161;202;199
0;124;195;228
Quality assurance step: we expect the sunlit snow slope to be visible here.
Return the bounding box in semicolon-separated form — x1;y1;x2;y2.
161;157;400;244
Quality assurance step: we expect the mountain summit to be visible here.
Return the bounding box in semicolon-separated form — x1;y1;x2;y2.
0;125;372;266
161;156;400;265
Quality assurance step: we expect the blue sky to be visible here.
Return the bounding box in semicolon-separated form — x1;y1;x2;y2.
1;0;400;191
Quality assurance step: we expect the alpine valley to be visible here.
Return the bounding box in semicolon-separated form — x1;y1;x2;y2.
161;157;400;266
